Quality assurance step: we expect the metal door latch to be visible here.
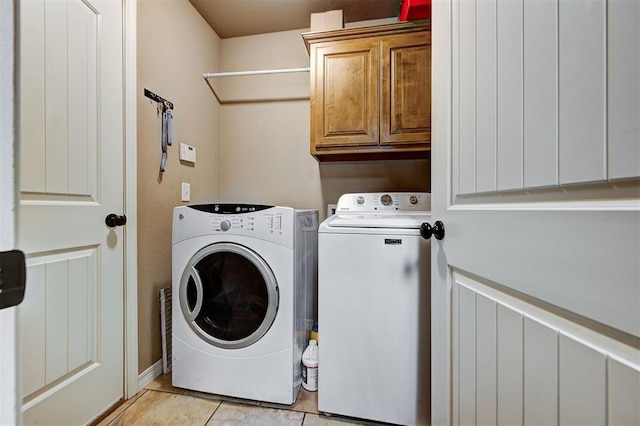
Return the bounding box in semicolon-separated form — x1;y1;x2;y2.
0;250;26;309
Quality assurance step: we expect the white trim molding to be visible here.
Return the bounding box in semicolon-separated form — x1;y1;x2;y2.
138;360;163;391
124;0;139;400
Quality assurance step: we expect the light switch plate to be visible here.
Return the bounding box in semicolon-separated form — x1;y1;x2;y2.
181;182;190;202
179;143;196;163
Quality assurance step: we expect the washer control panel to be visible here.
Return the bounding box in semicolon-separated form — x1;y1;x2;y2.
335;192;431;213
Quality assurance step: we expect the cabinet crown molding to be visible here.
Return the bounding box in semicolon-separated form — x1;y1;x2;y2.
302;20;430;53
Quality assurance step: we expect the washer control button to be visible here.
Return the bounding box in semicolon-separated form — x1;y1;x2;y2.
356;196;365;205
409;195;419;205
380;194;393;206
220;219;231;231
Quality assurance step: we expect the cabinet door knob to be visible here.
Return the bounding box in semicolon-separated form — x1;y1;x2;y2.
105;214;127;228
420;221;445;240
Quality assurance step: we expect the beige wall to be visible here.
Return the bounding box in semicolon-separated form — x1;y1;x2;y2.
135;17;429;375
219;28;429;221
137;0;221;373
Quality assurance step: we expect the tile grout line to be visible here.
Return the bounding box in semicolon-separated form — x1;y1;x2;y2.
105;389;148;426
204;398;223;426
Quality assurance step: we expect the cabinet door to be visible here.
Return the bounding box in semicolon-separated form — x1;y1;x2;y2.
381;32;431;145
311;39;379;151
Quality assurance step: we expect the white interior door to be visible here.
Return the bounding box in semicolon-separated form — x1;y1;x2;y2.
18;0;125;423
431;0;640;424
0;0;19;423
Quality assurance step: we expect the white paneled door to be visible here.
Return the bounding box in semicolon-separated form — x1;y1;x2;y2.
18;0;125;423
431;0;640;424
1;0;19;423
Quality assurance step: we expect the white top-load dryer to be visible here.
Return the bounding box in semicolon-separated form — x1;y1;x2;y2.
172;203;318;404
318;192;431;425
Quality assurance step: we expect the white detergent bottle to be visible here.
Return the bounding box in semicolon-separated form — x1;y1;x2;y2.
301;339;319;391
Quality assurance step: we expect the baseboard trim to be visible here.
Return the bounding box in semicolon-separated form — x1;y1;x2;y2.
138;359;163;390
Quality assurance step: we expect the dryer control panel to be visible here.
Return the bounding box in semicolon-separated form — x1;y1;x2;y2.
335;193;431;213
211;213;284;234
173;204;298;249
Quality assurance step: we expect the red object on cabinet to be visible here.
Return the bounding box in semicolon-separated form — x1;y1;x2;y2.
399;0;431;21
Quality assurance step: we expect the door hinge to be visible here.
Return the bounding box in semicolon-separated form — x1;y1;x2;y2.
0;250;26;309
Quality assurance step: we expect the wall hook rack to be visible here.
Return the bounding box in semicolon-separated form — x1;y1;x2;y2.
144;88;174;173
144;88;174;110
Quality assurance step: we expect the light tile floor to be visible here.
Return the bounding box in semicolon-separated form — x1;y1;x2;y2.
96;374;386;426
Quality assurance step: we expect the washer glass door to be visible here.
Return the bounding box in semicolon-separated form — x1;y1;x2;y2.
179;242;279;349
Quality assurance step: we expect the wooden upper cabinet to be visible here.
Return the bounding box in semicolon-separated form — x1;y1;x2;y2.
313;39;380;149
381;32;431;146
304;21;431;161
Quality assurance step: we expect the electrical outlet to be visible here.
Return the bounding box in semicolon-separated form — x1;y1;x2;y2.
181;182;190;202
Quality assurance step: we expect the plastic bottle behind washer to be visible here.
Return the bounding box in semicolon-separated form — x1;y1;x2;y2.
301;339;319;391
310;320;319;343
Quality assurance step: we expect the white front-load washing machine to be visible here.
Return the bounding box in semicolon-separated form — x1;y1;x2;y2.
172;203;318;404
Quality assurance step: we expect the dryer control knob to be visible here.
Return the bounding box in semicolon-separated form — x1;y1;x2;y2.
220;219;231;231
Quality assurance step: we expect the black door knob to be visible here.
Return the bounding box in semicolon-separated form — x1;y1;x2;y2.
105;214;127;228
420;221;445;240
